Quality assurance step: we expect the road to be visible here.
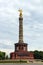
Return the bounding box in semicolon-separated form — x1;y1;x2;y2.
0;63;43;65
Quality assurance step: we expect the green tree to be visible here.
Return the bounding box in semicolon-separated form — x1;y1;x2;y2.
34;50;40;59
5;55;9;59
34;50;43;59
0;51;6;60
39;51;43;60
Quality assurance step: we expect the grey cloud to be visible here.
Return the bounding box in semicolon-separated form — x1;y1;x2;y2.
0;43;13;49
0;0;43;52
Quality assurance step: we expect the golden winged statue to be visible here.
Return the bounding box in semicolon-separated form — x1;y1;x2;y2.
18;9;23;17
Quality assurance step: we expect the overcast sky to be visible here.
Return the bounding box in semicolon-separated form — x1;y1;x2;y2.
0;0;43;54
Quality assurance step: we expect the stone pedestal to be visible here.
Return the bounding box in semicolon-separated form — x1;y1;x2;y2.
15;43;27;52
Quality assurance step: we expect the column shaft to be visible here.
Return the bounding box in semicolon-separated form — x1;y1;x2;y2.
19;17;23;43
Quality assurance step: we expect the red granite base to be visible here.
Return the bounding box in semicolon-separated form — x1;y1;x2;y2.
10;51;34;59
10;43;34;60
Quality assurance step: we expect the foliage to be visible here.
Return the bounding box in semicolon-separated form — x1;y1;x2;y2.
5;55;9;59
34;50;43;59
0;51;5;60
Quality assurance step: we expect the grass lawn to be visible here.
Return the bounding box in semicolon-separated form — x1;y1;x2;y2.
0;60;27;63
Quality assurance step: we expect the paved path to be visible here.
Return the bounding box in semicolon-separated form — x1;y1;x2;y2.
0;63;43;65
